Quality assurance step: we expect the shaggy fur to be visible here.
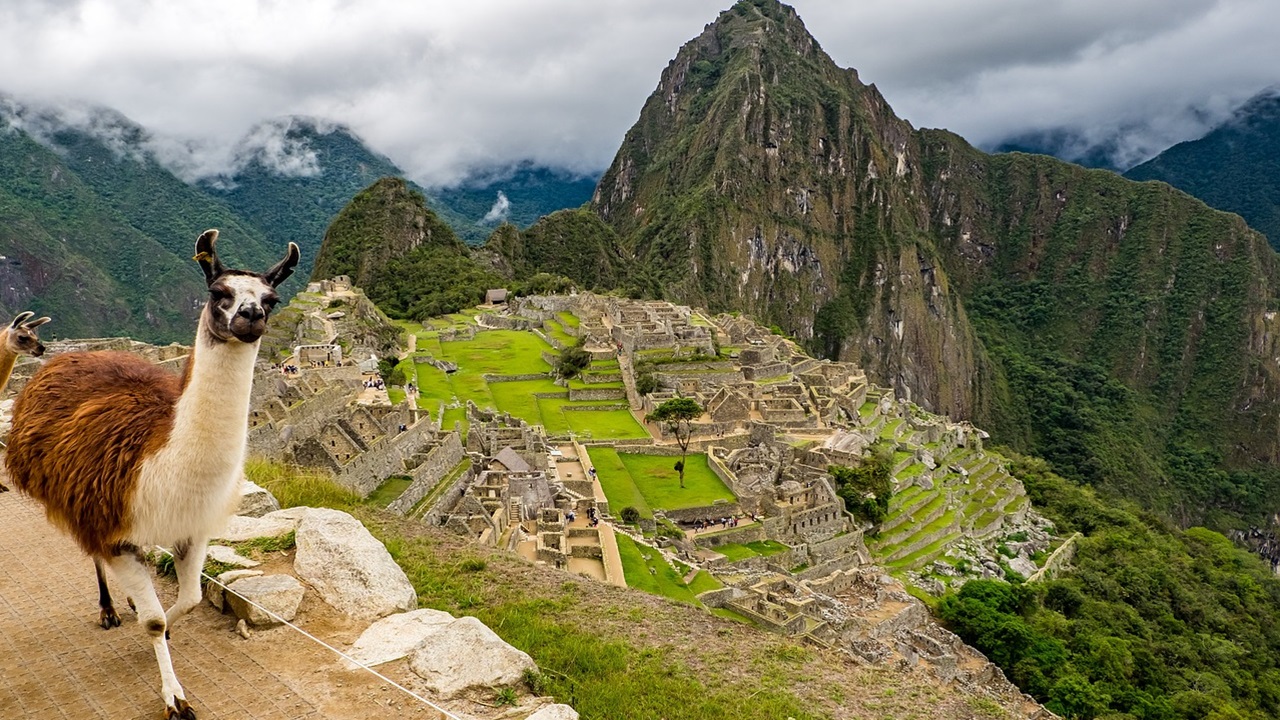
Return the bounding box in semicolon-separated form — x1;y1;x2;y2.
6;351;183;556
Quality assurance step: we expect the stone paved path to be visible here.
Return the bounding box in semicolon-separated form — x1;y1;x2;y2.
0;490;444;720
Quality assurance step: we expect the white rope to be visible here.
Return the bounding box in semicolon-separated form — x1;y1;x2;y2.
155;546;465;720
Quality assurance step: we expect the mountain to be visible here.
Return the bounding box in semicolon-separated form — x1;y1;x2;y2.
311;177;500;318
0;102;284;342
199;118;409;267
479;208;630;291
991;128;1128;171
576;0;1280;526
1125;90;1280;250
427;163;599;245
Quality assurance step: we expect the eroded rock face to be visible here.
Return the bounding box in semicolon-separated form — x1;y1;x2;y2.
343;608;455;669
293;508;417;620
408;616;536;699
225;574;305;627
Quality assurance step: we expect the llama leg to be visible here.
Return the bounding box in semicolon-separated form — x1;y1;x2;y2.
107;548;196;719
95;557;122;629
164;538;207;633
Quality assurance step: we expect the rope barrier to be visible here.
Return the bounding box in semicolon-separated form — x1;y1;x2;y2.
155;546;465;720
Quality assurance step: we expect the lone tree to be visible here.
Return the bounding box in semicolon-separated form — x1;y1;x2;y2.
646;397;703;487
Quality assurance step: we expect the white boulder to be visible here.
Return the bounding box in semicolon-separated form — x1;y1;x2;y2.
225;574;305;627
205;569;264;611
214;507;305;543
293;508;417;621
343;608;456;669
408;616;536;699
525;705;579;720
207;545;260;568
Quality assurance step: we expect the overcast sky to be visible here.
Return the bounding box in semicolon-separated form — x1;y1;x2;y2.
0;0;1274;186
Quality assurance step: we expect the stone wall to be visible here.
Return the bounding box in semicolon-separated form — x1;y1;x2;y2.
327;418;441;495
387;432;467;514
422;460;481;527
568;387;626;401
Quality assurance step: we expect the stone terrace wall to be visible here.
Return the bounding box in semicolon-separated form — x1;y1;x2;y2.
387;432;466;514
328;419;437;495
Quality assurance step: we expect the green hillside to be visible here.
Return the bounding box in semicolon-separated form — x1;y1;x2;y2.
311;177;501;319
1126;91;1280;251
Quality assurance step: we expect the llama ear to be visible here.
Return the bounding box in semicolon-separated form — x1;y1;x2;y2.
193;229;226;285
22;316;51;329
9;311;34;329
264;242;301;288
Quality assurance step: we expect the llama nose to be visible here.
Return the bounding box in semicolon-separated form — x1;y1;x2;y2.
237;305;265;322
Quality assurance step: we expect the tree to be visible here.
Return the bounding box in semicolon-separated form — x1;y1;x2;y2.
556;343;592;379
646;397;703;487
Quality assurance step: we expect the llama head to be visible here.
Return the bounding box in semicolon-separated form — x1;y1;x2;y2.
4;311;51;357
194;229;300;344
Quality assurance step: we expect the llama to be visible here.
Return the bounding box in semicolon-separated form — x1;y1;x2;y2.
6;230;298;720
0;311;51;492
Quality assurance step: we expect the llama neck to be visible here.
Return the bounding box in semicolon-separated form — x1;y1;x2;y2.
169;313;259;456
0;333;16;395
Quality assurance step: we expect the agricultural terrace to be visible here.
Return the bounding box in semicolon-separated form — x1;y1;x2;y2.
393;317;648;440
588;448;736;519
614;533;722;605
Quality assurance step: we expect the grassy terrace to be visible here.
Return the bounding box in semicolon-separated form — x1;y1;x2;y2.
714;540;790;562
556;311;581;329
397;322;649;440
545;318;577;348
615;534;720;605
591;449;736;518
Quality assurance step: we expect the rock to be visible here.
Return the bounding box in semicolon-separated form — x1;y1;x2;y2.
207;545;260;568
408;616;536;699
205;569;263;611
293;508;417;621
237;478;281;517
525;704;579;720
343;608;456;669
214;509;302;543
1007;556;1038;579
225;574;305;627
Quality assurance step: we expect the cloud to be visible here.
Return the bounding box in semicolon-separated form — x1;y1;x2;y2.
481;191;512;224
0;0;1274;181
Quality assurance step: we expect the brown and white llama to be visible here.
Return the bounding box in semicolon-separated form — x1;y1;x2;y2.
0;310;51;492
6;230;298;720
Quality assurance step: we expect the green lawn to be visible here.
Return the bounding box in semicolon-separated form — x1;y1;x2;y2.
591;449;736;514
590;448;652;519
563;409;649;440
614;534;701;605
367;475;413;507
713;540;790;562
617;453;736;511
545;319;577;348
557;311;581;329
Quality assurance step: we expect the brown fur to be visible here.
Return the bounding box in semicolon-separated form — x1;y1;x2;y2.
6;351;182;557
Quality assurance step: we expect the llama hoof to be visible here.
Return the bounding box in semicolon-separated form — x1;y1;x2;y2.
99;607;122;629
127;597;136;611
166;697;196;719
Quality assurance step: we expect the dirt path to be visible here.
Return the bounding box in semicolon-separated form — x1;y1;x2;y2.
0;490;446;720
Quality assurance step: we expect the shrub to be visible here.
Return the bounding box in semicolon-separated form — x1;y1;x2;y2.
620;506;641;524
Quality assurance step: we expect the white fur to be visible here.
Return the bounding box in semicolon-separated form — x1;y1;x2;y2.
128;294;263;546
